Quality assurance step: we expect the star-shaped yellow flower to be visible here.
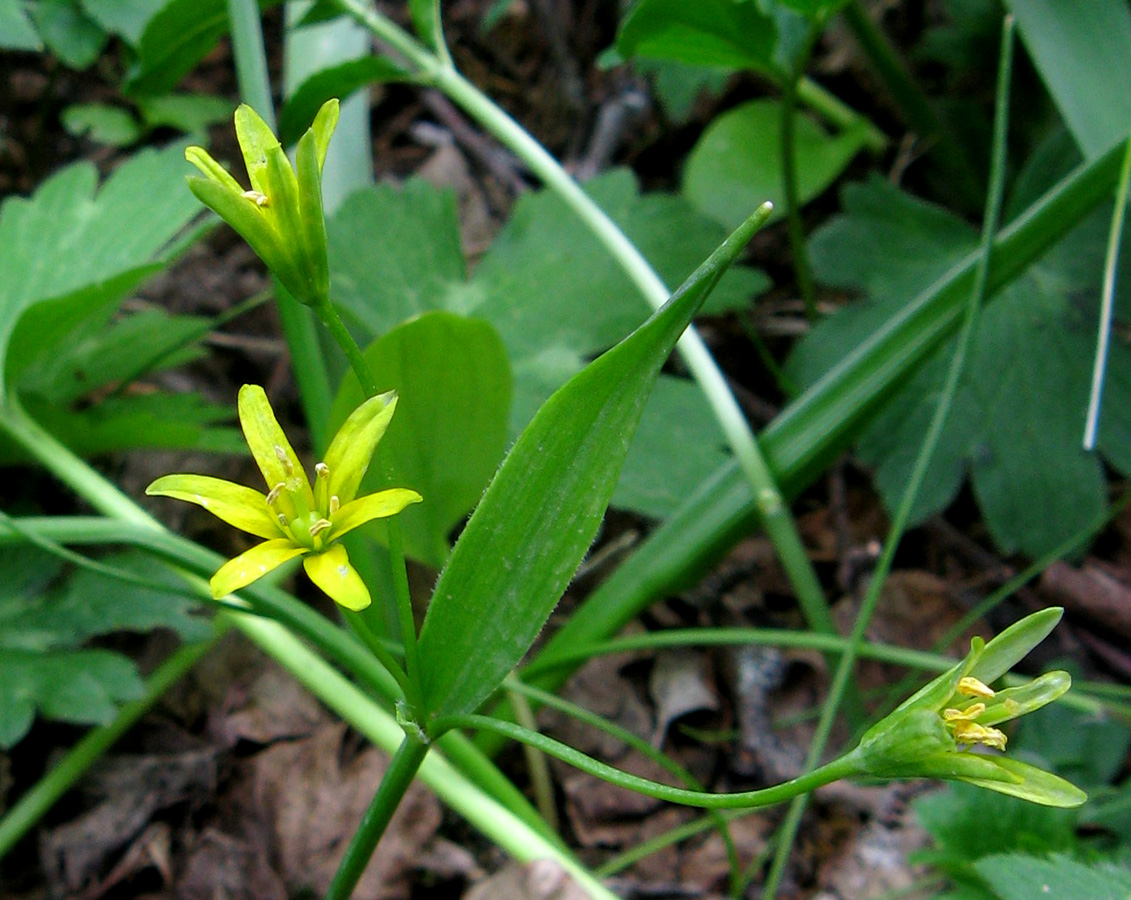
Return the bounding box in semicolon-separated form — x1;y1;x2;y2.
147;384;421;610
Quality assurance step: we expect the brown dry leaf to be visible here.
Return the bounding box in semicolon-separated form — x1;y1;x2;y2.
462;859;589;900
218;666;325;746
40;750;217;894
176;827;286;900
1042;560;1131;639
648;650;719;748
678;813;770;894
252;722;441;900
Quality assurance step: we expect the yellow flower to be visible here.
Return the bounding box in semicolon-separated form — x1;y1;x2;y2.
147;384;420;610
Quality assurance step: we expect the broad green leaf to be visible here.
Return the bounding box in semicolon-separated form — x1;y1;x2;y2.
329;180;467;337
0;546;208;747
0;142;200;393
328;174;766;521
81;0;165;45
1006;0;1131;157
616;0;779;74
684;98;868;229
279;57;407;147
787;175;1129;557
32;0;106;68
61;103;144;146
0;0;41;49
0;649;142;747
468;168;767;357
329;311;512;568
416;208;768;721
140;93;234;137
976;856;1131;900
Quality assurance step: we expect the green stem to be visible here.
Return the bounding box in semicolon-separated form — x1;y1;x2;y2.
238;611;611;898
796;77;887;152
432;714;862;809
333;0;838;681
386;516;423;712
781;31;820;321
325;734;431;900
313;295;380;397
0;621;228;859
762;19;1016;897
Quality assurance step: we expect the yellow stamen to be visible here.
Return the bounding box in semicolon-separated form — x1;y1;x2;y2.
242;189;269;207
943;703;986;722
958;676;995;699
951;720;1007;751
310;518;333;537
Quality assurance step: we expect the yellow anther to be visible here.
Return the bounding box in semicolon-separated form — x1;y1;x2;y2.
309;518;333;537
315;462;329;478
274;445;295;475
266;482;285;506
242;189;269;207
329;495;339;515
951;720;1007;751
958;676;995;699
943;703;986;722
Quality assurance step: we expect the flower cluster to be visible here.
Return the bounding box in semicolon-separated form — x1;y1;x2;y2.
184;100;338;307
852;609;1086;808
148;384;420;610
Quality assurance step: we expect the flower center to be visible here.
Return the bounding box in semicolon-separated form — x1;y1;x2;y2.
265;454;339;551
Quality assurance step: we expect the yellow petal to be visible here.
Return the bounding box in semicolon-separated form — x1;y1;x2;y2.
147;473;281;539
210;538;307;598
303;544;371;610
233;103;280;197
238;384;314;505
322;391;398;505
330;489;423;539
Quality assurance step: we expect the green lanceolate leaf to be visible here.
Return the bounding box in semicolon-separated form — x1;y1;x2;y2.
416;205;770;723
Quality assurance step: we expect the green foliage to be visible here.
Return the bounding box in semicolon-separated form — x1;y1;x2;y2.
416;210;766;722
616;0;779;74
913;696;1131;897
330;312;513;568
0;142;200;392
280;57;406;146
1006;0;1131;157
684;98;868;228
327;173;768;520
31;0;106;68
0;143;239;458
0;0;41;50
0;546;209;747
786;172;1131;557
976;856;1131;900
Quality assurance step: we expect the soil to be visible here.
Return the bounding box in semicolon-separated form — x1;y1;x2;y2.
2;3;1129;900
